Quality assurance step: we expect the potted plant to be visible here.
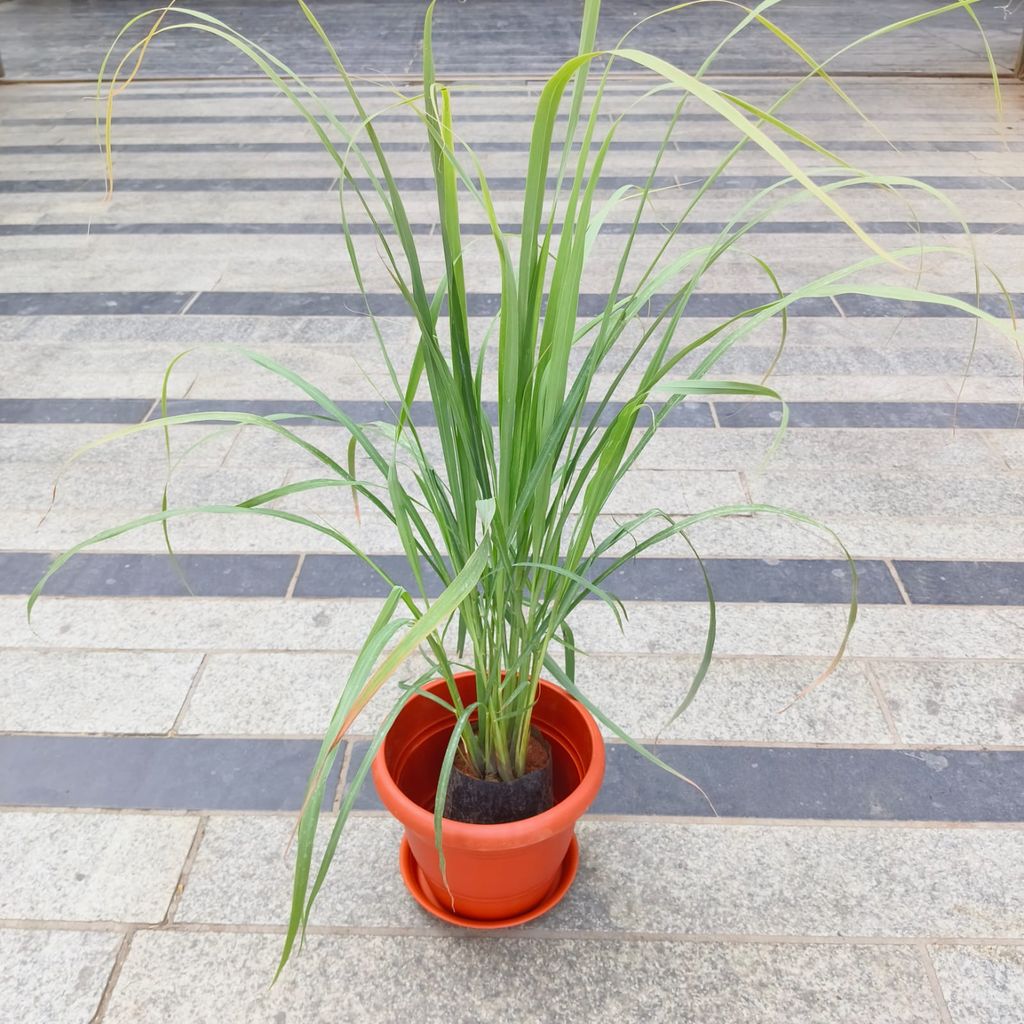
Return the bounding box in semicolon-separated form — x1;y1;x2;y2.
30;0;1016;973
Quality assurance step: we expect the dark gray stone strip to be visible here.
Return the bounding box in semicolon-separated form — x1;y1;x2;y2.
6;733;1019;822
4;219;1022;236
715;400;1024;429
5;290;1016;319
149;397;712;429
837;292;1022;318
295;554;894;604
2;397;1019;430
1;112;1010;126
0;292;192;315
0;398;154;424
0;178;339;194
894;560;1024;606
184;291;839;318
2;552;888;603
6;139;1024;154
592;744;1024;821
345;739;1024;822
0;552;299;598
0;736;344;812
0;173;1014;193
7;550;1023;606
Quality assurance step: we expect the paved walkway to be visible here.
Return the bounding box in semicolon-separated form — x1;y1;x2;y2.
1;0;1023;77
2;3;1024;1023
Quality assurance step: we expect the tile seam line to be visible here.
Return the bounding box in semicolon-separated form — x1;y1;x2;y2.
4;805;1024;830
2;919;1024;946
3;72;1019;84
87;930;134;1024
4;644;1024;664
915;941;955;1024
7;594;1024;608
167;654;210;736
164;817;208;926
6;732;1024;753
861;661;905;746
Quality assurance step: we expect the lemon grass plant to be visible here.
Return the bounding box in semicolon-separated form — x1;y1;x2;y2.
28;0;1020;971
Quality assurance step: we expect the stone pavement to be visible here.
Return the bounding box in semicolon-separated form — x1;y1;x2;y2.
2;3;1024;1022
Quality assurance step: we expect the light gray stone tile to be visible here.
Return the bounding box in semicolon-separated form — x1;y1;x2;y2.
639;428;1002;473
104;930;940;1024
6;460;286;514
7;599;1022;662
749;470;1024;517
540;820;1024;938
0;811;197;922
0;424;232;465
176;815;416;927
0;509;367;554
735;374;960;402
1;597;388;651
0;311;411;350
0;929;122;1024
988;434;1024;472
788;517;1024;562
176;815;1023;940
628;513;1024;562
0;650;200;733
15;505;1023;561
874;660;1024;746
573;655;891;744
180;651;428;737
568;603;1024;661
931;946;1024;1024
180;651;351;737
846;607;1024;661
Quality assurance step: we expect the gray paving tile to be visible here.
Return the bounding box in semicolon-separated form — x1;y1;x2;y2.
1;552;299;598
6;216;1024;234
0;929;122;1024
0;595;390;650
592;744;1024;822
5;287;1017;320
543;819;1024;938
750;470;1024;517
0;650;200;734
894;560;1024;606
103;930;941;1024
0;177;338;192
183;291;837;318
295;555;898;603
177;812;1024;943
1;550;893;602
0;736;346;811
155;397;713;428
0;292;191;315
0;811;197;922
8;460;285;514
0;552;52;593
175;815;418;927
0;398;153;424
716;401;1024;429
931;946;1024;1024
179;651;359;737
4;0;1021;79
838;292;1022;319
571;655;891;744
874;660;1024;746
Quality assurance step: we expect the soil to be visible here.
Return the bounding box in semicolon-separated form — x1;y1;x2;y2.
455;733;550;782
444;730;555;824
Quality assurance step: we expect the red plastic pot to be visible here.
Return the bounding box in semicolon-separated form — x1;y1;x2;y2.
372;671;605;926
